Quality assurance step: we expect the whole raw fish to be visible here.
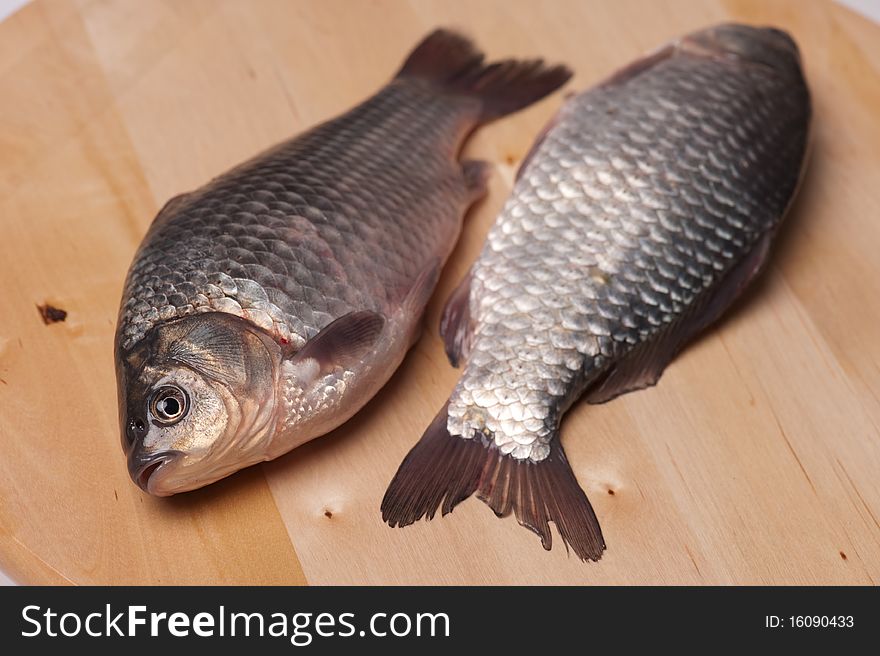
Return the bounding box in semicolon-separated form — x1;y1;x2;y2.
116;30;571;495
382;24;811;561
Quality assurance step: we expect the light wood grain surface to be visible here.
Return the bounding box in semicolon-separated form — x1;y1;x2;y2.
1;0;879;585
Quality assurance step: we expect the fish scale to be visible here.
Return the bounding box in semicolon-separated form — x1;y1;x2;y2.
452;50;800;458
116;29;573;497
119;82;473;352
383;24;811;562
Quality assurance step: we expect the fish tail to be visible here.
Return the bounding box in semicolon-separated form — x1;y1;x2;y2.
395;29;572;124
381;403;606;562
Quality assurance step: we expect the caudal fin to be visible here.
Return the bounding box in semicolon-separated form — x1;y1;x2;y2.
395;29;572;124
381;404;606;562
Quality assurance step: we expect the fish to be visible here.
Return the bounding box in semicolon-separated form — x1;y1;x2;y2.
115;29;572;496
382;23;811;561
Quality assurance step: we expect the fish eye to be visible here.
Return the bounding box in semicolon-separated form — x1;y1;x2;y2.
149;385;189;425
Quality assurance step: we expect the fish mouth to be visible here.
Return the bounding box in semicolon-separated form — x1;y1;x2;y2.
131;453;179;496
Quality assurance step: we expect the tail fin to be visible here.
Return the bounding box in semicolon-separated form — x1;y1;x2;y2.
382;404;606;562
395;29;572;123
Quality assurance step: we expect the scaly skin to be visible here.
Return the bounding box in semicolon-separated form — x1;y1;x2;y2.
118;81;477;355
447;25;811;462
115;29;572;496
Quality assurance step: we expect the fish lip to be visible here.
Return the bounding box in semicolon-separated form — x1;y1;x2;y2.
132;453;179;495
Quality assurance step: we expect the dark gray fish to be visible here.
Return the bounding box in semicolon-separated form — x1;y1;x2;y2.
382;24;811;561
115;30;571;496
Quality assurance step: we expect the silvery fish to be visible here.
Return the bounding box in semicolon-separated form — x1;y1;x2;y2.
382;24;811;561
116;30;571;496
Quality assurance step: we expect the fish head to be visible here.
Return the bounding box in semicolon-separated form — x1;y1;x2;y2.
117;312;282;496
683;23;802;71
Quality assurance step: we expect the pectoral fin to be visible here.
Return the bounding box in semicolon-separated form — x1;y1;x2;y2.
290;311;386;372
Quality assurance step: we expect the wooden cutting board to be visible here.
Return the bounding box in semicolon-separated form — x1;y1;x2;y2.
2;0;880;585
